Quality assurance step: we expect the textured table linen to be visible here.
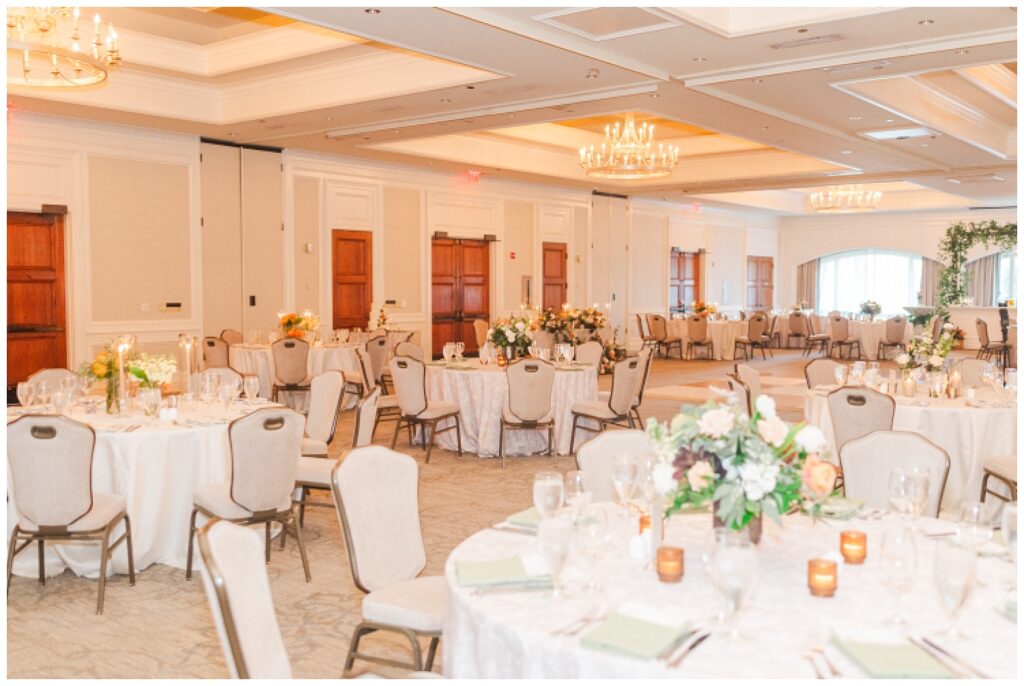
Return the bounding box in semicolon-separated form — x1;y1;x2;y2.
665;320;748;360
229;343;360;410
804;388;1016;511
423;360;598;457
444;507;1016;678
829;320;913;361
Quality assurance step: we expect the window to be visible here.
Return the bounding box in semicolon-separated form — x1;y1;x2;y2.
817;249;922;316
995;251;1017;304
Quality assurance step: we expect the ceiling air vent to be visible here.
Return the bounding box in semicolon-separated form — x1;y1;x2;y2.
823;60;891;74
770;33;843;50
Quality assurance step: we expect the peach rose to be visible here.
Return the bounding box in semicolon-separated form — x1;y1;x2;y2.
802;454;837;496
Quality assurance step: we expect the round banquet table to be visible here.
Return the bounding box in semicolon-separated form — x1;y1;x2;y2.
5;400;286;579
423;359;598;457
804;386;1016;512
443;506;1016;678
828;319;912;361
229;342;361;411
665;320;748;360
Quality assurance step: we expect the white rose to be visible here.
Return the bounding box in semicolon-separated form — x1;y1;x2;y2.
942;323;954;331
795;425;827;454
895;353;910;366
697;407;735;438
757;416;789;447
754;394;776;419
686;461;714;491
929;355;944;368
652;462;678;495
515;321;525;331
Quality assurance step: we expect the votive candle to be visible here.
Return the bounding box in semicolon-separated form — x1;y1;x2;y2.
902;377;917;398
839;531;867;564
807;559;838;597
656;546;684;583
639;514;652;535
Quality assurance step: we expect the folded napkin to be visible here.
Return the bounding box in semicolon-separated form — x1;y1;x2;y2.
1000;599;1016;622
818;497;863;520
455;554;549;587
505;507;541;529
831;636;954;678
581;604;692;660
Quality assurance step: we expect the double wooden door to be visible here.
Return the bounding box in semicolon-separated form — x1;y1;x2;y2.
746;256;774;309
542;242;568;310
332;230;372;329
432;238;489;357
8;211;67;393
669;248;700;313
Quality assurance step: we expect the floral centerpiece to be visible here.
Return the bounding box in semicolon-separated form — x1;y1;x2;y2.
129;353;177;390
376;304;389;329
488;316;534;358
791;301;807;313
534;308;572;343
646;394;834;542
859;300;881;318
563;306;609;342
599;333;627;375
79;347;121;413
692;301;717;318
903;323;956;373
279;311;320;339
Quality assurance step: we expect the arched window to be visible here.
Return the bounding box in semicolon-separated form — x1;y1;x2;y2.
996;252;1017;304
817;249;922;316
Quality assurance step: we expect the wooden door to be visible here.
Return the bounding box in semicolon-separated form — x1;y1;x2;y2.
8;211;67;393
431;238;490;357
332;230;372;329
542;242;568;311
669;249;700;313
746;256;774;309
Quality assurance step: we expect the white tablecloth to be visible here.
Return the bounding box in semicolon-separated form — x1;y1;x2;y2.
229;343;361;411
444;507;1016;678
805;388;1016;511
423;360;598;457
666;320;748;360
829;320;913;361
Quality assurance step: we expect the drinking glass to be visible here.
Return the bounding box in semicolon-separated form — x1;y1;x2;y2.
35;381;52;410
612;454;639;512
562;345;575;364
833;364;849;386
455;342;465;360
879;527;917;625
538;516;574;599
958;501;993;549
533;471;565;519
887;467;915;518
243;375;260;404
51;388;72;415
1005;368;1017;393
16;382;35;410
982;362;998;389
60;376;77;395
710;531;758;640
564;470;589;518
909;467;931;523
848;362;865;386
933;537;976;639
1001;503;1018;568
576;506;610;591
442;343;454;363
141;388;161;417
218;385;235;413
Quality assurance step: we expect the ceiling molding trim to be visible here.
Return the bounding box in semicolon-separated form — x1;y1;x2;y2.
954;64;1017;109
663;7;894;39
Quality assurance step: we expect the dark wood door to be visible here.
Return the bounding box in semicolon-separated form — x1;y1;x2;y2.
746;256;774;309
8;211;67;393
431;238;489;357
542;242;567;310
332;230;372;329
669;248;700;313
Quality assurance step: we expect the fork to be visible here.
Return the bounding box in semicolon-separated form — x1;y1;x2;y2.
811;646;842;677
802;651;826;679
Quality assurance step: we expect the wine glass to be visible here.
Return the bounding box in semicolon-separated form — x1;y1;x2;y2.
879;527;917;625
909;467;931;523
538;516;574;599
833;364;849;386
16;382;35;411
243;375;260;404
933;537;976;640
217;384;235;414
35;381;52;411
442;343;453;363
576;505;610;591
455;342;465;360
710;531;758;640
51;388;71;416
60;376;77;396
887;467;915;518
637;455;657;504
612;454;639;513
848;362;865;386
562;345;575;364
141;388;161;417
1002;503;1018;568
564;470;589;518
533;472;565;519
958;501;993;550
982;362;998;389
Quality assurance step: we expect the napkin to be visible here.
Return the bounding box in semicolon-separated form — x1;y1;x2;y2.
831;636;954;678
505;507;541;529
581;603;692;660
1000;599;1016;622
455;554;549;587
818;497;863;520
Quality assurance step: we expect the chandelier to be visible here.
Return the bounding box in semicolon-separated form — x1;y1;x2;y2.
808;184;883;212
7;7;121;88
579;113;680;180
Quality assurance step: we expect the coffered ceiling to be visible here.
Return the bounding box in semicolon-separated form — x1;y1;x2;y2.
7;5;1018;214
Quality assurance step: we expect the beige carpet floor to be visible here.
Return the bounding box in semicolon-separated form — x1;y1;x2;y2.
5;350;939;678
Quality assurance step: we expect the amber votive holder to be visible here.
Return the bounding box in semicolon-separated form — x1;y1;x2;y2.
657;546;684;583
807;559;837;597
839;531;867;564
639;514;652;535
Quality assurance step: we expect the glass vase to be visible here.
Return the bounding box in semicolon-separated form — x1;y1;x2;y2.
105;376;119;414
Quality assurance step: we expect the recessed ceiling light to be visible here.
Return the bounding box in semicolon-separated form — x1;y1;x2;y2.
752;78;764;84
508;113;515;118
948;178;961;184
394;129;401;133
920;143;929;147
863;126;935;140
885;118;895;123
326;115;333;121
693;57;707;63
848;115;862;121
585;68;600;79
954;49;970;55
650;93;660;98
992;175;1005;182
364;8;381;14
840;150;853;154
918;19;934;25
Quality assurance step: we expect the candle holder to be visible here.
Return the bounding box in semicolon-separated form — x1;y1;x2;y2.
839;531;867;564
902;377;917;398
639;513;652;535
656;546;684;583
807;559;837;597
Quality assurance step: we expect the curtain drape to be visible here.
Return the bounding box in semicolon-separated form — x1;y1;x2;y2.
796;259;818;309
919;257;943;306
966;254;998;307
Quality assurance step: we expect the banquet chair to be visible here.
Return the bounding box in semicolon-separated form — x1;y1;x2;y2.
877;316;908;360
395;341;424;361
733;363;762;408
204;336;230;368
575;340;603;367
367;334;391;393
980;455;1017;503
635;313;659;351
381;333;417;389
27;367;78;389
575;430;655;502
220;329;244;346
186;408;311;583
568;356;644;454
300;371;346;458
840;431;949;517
650;314;684;359
347;347;402;440
270;338;311;403
733;313;770;360
596;347;652;428
827;315;861;360
726;374;753;416
331;447;445;674
803;316;831;357
787;312;809;349
294;386;380;526
826;387;895;452
389;357;463;464
7;415;136;614
685;315;713;360
765;315;781;349
472;319;489;349
976;318;1009;367
804;358;841;389
499;359;556;467
954;358;988;387
931;315;945;342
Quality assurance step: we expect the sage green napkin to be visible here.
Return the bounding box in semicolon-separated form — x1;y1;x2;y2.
455;556;548;587
505;507;541;529
580;613;691;660
819;497;863;520
1000;599;1017;622
832;637;954;678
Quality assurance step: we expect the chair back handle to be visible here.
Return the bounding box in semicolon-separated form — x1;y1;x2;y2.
846;395;866;407
30;425;57;440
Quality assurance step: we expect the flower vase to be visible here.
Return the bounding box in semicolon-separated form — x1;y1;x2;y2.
105;376;120;414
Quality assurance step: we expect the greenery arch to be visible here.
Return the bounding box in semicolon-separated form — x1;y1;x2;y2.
937;220;1017;306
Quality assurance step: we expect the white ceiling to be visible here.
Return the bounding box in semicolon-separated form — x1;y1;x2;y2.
7;5;1018;214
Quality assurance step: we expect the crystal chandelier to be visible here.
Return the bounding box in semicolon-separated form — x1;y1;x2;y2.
7;7;121;88
579;113;680;180
808;184;883;212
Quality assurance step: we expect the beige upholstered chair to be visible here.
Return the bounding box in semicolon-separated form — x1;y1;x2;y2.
204;336;230;368
765;315;781;349
342;345;372;403
803;316;831;357
197;519;292;678
575;430;655;503
840;431;950;517
954;358;988;387
685;315;713;360
734;313;770;360
395;341;424;361
734;363;762;407
500;359;556;467
363;334;391;393
804;358;841;389
726;373;753;416
270;338;311;402
220;329;244;346
388;357;462;463
635;313;658;350
27;367;78;389
648;314;683;359
331;447;445;673
300;371;346;458
473;319;489;349
596;347;652;428
977;318;1009;366
575;340;603;367
877;316;908;360
186;408;310;582
828;315;861;359
7;415;136;614
295;386;380;525
826;387;895;452
981;454;1017;503
787;312;809;349
569;356;644;454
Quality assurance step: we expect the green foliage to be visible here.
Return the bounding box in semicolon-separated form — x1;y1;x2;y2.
937;221;1017;306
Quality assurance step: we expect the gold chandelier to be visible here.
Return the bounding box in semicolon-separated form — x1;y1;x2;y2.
808;184;883;212
7;7;121;88
579;114;680;180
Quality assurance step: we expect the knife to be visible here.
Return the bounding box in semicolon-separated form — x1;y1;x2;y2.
668;630;710;668
921;637;991;679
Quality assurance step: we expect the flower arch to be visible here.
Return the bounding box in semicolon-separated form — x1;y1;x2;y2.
937;220;1017;305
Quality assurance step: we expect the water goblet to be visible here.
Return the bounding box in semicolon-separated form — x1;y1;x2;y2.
933;537;976;640
538;516;575;599
576;505;610;591
217;385;235;414
564;470;589;518
833;364;849;386
60;376;77;395
879;527;917;625
456;342;465;360
887;467;915;519
442;343;454;363
710;531;758;641
958;501;993;550
562;345;575;364
35;380;52;411
533;471;565;519
1002;502;1018;569
51;388;72;416
141;388;161;417
243;375;260;404
909;467;931;524
16;382;35;411
612;454;639;514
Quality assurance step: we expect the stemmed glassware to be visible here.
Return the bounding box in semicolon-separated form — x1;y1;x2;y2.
576;505;609;591
140;388;161;417
217;384;235;415
455;342;465;361
51;388;72;416
909;467;931;524
958;501;994;549
710;531;758;641
243;375;260;405
16;382;35;411
442;343;454;364
562;344;575;364
611;454;639;514
887;467;916;519
879;527;917;625
563;470;589;519
35;380;52;412
933;537;976;640
538;516;574;599
533;471;565;519
848;361;866;386
833;364;849;387
1002;503;1018;569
